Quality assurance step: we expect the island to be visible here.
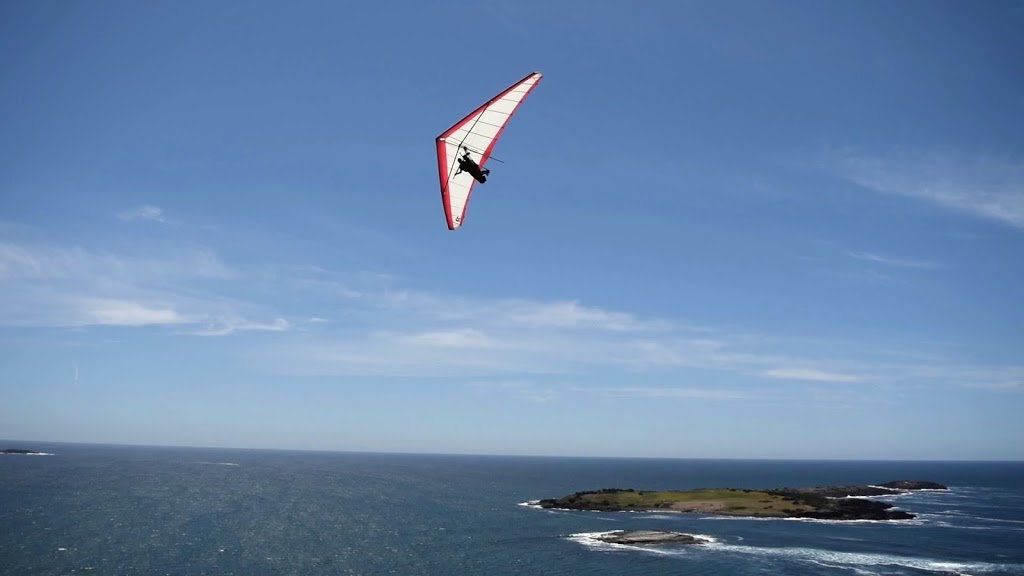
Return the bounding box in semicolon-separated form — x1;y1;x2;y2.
536;480;947;521
1;448;48;455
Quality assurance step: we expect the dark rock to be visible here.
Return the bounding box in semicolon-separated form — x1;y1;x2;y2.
878;480;948;491
593;530;710;545
788;498;914;521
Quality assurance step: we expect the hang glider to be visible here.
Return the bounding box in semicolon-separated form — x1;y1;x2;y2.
435;71;543;230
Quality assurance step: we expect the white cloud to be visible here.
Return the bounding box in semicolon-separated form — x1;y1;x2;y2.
964;381;1022;393
117;205;167;223
259;279;1018;400
265;308;852;384
0;240;275;335
400;328;497;349
0;241;232;282
847;251;941;270
290;335;545;378
760;368;861;383
188;317;292;337
187;249;235;278
945;366;1024;394
0;242;43;278
833;149;1024;230
3;233;1017;404
496;299;672;331
598;386;754;400
78;298;189;326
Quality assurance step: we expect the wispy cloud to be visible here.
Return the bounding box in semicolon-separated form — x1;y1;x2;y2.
949;366;1024;394
4;232;1017;404
80;298;190;326
187;317;292;337
0;241;232;281
0;240;281;334
831;148;1024;230
847;251;942;270
399;328;498;349
598;386;754;400
255;271;1021;400
497;299;673;331
760;367;861;383
265;287;866;385
117;204;167;223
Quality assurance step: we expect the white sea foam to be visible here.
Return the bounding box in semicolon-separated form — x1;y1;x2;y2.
866;485;950;494
696;515;925;526
520;502;660;517
926;511;1024;525
919;514;1024;532
806;559;883;575
569;531;1022;574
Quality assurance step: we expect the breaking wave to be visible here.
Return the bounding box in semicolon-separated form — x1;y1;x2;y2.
567;530;1022;574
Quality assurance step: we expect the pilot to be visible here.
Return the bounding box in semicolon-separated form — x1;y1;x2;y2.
456;148;489;183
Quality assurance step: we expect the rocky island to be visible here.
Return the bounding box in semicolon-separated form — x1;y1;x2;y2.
591;530;711;546
537;480;946;521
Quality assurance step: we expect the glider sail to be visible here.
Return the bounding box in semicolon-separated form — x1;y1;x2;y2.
436;71;542;230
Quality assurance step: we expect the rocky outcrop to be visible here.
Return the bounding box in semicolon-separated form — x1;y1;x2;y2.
779;495;914;520
592;530;710;545
777;480;948;498
878;480;947;490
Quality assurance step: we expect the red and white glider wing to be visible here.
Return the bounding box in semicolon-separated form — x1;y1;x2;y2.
435;71;543;230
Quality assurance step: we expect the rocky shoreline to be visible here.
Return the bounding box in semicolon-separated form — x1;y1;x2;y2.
537;480;947;521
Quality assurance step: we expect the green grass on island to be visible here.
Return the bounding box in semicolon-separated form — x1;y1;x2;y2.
535;481;947;520
543;488;816;517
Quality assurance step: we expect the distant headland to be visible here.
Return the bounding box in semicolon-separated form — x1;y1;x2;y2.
1;448;50;455
536;480;947;521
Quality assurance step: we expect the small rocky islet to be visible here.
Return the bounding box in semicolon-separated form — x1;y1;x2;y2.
538;480;947;521
590;530;712;546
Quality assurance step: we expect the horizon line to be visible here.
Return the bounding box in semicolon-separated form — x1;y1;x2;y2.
3;438;1021;463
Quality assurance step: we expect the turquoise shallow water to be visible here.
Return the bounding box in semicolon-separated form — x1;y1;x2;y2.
2;442;1022;575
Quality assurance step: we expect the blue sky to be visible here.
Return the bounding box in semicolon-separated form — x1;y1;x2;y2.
1;0;1022;460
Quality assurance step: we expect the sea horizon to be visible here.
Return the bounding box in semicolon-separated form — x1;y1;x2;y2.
4;438;1021;463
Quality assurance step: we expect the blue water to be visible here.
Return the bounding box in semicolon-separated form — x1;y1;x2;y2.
2;442;1022;575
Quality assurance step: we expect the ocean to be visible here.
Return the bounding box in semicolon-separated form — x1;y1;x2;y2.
1;442;1022;575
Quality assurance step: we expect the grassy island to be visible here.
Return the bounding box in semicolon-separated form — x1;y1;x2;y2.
536;480;946;521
